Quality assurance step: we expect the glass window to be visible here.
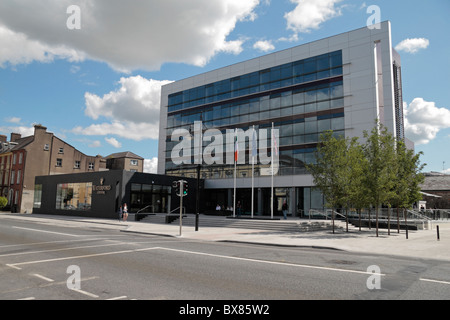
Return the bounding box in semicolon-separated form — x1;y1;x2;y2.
304;58;316;74
293;61;303;76
269;109;280;118
331;117;345;131
318;119;331;132
281;92;292;107
280;107;293;117
330;66;343;76
260;96;270;111
240;103;249;115
270;96;281;109
293;104;305;115
330;52;342;67
33;184;42;208
330;84;343;98
303;73;316;82
270;66;281;82
230;105;240;117
305;120;317;134
131;183;141;191
260;69;271;83
316;87;329;101
305;102;316;113
317;100;329;111
304;90;316;103
280;124;293;137
56;182;92;211
292;92;304;105
293;122;304;135
330;98;344;109
316;55;330;70
293;134;305;145
281;64;292;79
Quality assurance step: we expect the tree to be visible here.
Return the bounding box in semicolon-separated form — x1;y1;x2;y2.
391;140;425;238
307;131;365;233
362;122;397;237
344;140;369;231
0;196;7;209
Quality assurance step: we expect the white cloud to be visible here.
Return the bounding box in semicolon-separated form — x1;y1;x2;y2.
404;98;450;145
0;125;34;138
105;137;122;148
88;140;101;148
5;117;22;124
74;76;172;141
0;24;85;68
84;76;171;124
284;0;344;34
395;38;429;54
144;157;158;174
253;40;275;52
0;0;259;72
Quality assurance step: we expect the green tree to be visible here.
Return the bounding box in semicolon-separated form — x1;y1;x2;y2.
0;196;7;209
307;131;365;233
391;140;425;237
362;122;397;237
344;139;369;231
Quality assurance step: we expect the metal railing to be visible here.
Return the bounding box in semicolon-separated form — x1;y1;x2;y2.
307;209;345;220
170;206;186;214
307;208;450;221
137;205;153;214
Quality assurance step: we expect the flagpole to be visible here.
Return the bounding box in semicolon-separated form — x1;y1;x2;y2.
251;125;255;219
233;129;237;218
271;122;274;220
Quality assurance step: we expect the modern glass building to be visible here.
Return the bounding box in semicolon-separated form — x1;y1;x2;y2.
158;22;410;217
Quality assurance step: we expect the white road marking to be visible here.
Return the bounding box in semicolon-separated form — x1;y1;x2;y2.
0;238;108;249
420;278;450;286
12;226;80;237
17;297;35;300
31;273;54;282
7;247;161;268
157;247;385;276
70;289;99;298
0;242;141;257
107;296;128;300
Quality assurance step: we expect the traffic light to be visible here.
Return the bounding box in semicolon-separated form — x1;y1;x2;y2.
173;180;180;196
183;181;188;196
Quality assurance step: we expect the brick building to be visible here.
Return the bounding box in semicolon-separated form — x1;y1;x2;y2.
0;124;142;213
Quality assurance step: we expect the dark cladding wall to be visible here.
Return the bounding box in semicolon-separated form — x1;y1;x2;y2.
34;170;202;219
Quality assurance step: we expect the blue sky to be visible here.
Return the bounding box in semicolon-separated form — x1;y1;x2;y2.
0;0;449;173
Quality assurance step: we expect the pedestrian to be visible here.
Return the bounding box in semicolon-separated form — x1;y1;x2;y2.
236;201;242;217
118;205;123;222
282;201;288;220
123;203;128;221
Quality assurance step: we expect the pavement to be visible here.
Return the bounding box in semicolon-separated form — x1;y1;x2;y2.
1;212;449;262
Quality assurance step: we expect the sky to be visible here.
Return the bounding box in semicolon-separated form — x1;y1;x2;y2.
0;0;449;174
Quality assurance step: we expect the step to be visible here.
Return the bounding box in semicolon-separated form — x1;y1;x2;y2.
139;214;343;232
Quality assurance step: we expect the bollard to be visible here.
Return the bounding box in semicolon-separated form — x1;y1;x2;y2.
437;225;440;241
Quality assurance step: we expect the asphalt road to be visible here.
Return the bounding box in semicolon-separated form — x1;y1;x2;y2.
1;215;450;305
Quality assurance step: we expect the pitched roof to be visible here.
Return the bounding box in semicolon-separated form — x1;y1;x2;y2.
421;175;450;191
105;151;144;160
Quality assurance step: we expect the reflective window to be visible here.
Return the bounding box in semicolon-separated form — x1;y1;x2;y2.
56;182;92;211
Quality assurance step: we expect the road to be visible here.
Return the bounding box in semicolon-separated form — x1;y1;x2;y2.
1;215;450;305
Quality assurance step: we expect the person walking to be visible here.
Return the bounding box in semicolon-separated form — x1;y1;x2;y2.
118;205;123;222
282;201;288;220
123;203;128;221
236;201;242;217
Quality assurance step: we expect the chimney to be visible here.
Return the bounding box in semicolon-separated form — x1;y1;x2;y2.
10;133;22;142
0;135;6;143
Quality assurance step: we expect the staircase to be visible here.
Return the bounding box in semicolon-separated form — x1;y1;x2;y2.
139;213;345;232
